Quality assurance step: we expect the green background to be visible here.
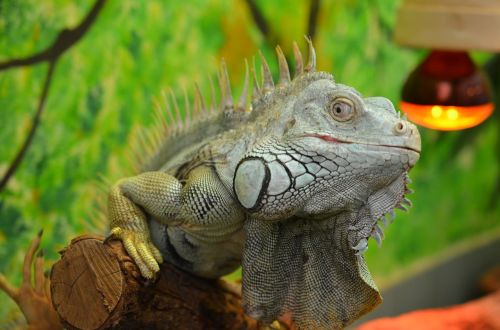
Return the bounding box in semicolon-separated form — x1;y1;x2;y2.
0;0;498;324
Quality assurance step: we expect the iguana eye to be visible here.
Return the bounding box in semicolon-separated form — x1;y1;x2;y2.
329;98;354;122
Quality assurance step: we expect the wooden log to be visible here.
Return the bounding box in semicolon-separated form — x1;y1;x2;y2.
50;235;265;330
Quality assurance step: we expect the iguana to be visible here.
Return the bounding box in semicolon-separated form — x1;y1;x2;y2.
107;40;421;329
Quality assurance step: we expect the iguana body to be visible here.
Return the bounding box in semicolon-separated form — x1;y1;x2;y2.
107;41;421;329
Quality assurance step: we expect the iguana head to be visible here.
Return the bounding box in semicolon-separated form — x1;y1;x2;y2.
285;77;420;216
236;71;420;229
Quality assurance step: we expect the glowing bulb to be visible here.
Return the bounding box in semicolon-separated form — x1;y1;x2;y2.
431;106;443;118
447;108;459;120
401;102;494;130
400;51;494;130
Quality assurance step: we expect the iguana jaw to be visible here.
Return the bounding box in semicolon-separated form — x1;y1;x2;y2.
303;133;421;154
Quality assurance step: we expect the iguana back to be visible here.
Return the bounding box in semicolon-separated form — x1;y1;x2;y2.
136;43;317;176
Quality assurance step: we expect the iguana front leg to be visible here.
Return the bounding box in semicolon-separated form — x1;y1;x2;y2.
109;167;245;279
108;171;182;278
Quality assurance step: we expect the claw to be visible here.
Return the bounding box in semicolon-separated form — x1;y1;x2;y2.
389;209;396;219
406;188;415;194
110;227;160;279
136;260;154;279
149;243;164;264
137;243;160;273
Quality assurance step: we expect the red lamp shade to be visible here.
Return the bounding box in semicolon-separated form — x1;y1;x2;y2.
400;51;494;131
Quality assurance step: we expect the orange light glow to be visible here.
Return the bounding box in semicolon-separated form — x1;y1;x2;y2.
400;102;494;131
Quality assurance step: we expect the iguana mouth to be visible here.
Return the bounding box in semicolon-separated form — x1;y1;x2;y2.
378;144;420;153
304;133;421;153
305;133;352;144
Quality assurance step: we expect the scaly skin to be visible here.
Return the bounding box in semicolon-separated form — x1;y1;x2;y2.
107;41;421;329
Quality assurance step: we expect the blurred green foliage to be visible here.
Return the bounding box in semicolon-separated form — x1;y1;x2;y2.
0;0;498;323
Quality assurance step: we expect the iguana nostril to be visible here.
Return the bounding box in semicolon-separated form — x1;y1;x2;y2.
394;121;408;135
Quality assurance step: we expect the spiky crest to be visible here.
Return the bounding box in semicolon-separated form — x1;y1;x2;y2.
131;38;325;173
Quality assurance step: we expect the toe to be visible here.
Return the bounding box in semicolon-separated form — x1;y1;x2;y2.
110;227;123;238
122;235;141;264
125;238;154;278
149;243;163;264
136;261;154;279
137;243;160;273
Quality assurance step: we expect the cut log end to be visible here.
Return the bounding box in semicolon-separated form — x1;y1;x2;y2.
50;235;261;330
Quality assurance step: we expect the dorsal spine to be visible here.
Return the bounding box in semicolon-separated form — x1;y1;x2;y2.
132;38;318;173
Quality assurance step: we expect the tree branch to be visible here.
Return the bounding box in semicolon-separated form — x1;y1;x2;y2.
49;235;286;329
0;0;107;194
0;0;106;72
244;0;270;39
244;0;280;48
307;0;321;42
0;61;55;193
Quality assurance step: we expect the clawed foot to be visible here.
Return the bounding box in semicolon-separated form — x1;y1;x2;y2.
110;227;163;279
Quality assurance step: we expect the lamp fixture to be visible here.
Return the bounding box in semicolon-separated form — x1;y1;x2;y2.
400;50;493;130
394;0;500;131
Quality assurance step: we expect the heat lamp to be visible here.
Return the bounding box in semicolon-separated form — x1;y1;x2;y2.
394;0;500;131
